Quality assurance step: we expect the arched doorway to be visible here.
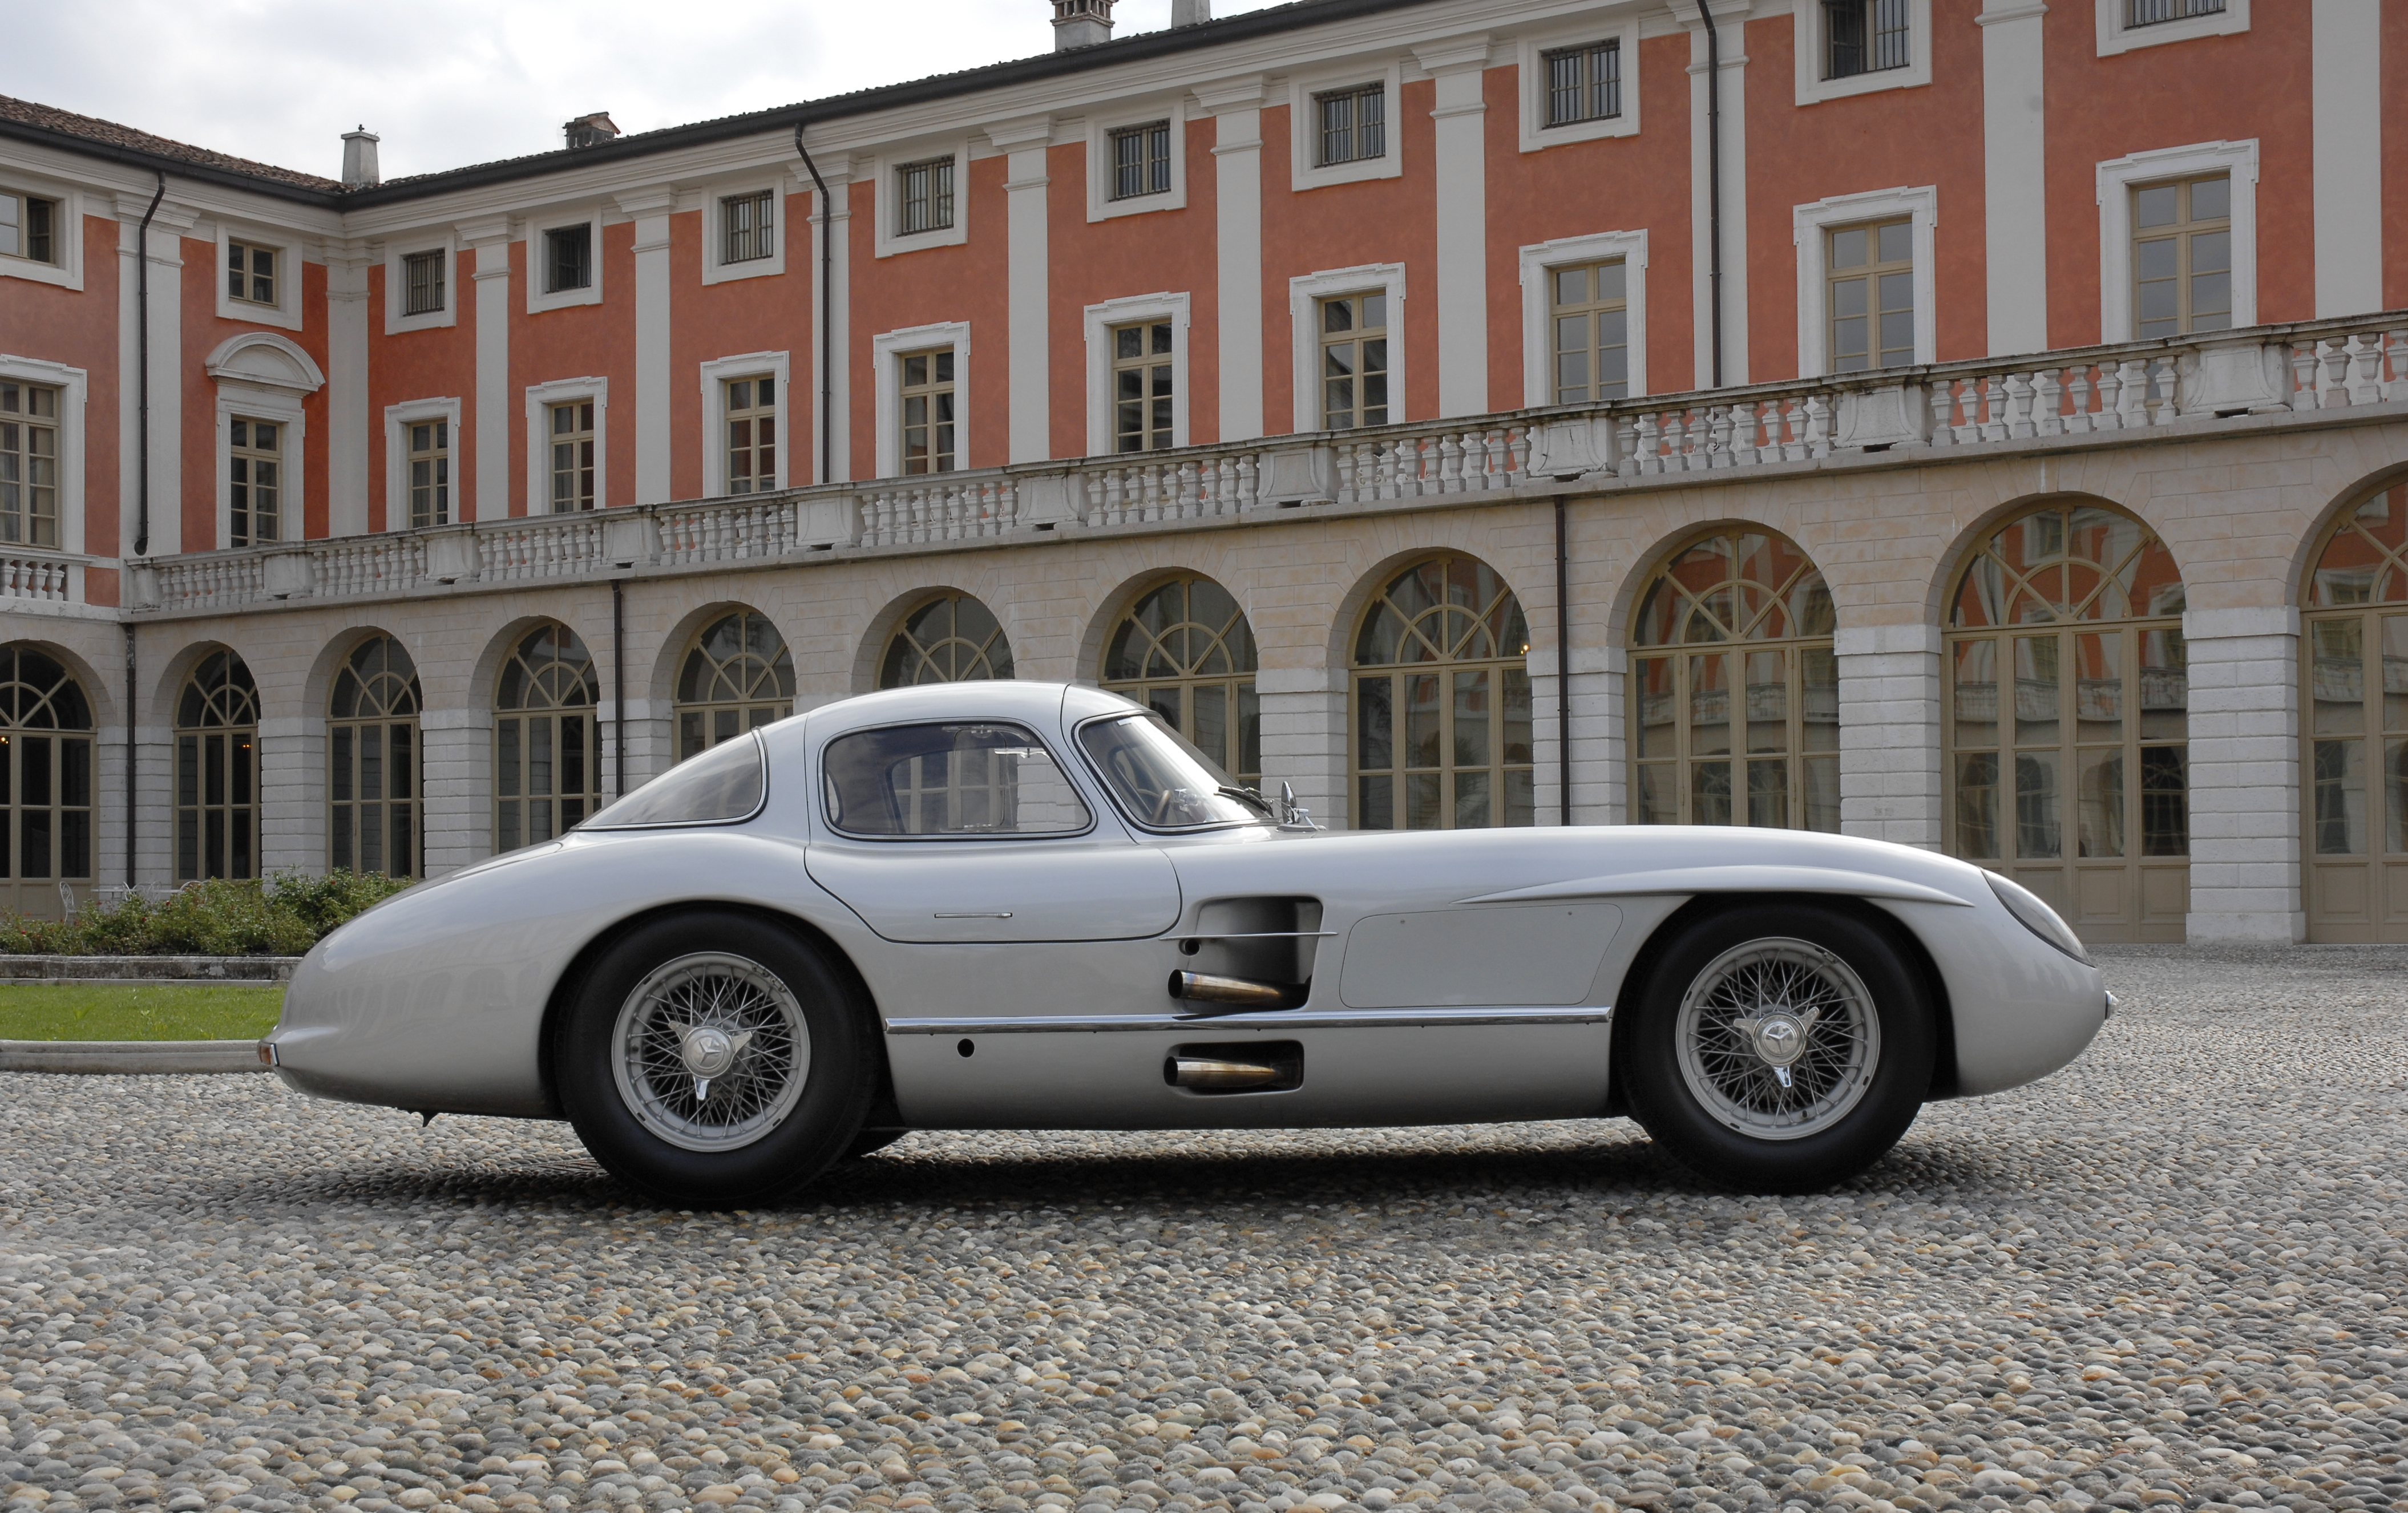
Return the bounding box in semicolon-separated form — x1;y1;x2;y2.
1101;574;1260;787
878;593;1012;687
494;623;600;852
330;637;422;877
675;610;794;760
1945;502;2188;941
1627;528;1838;830
0;645;94;917
176;650;259;881
1350;554;1533;830
2301;479;2408;940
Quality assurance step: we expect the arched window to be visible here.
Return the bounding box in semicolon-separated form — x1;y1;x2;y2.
495;624;600;852
1350;555;1533;830
1101;575;1260;786
0;645;94;916
878;593;1012;687
330;637;422;877
2301;479;2408;940
176;649;259;880
1629;529;1838;831
676;610;794;760
1946;503;2188;941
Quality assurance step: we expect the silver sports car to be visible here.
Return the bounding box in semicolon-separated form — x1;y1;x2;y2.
262;681;2110;1205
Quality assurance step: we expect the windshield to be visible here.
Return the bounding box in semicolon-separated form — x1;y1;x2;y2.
1076;712;1269;830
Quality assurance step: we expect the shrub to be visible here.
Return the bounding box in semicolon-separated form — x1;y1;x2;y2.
0;871;416;957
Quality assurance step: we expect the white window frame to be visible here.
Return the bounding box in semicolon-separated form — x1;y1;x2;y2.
0;353;88;556
382;396;462;532
523;376;609;513
698;350;792;496
871;143;971;259
2096;0;2247;56
2096;139;2257;343
1289;262;1408;434
382;233;457;334
1516;16;1643;152
871;322;971;478
1082;292;1191;456
526;209;605;314
701;180;790;286
1793;0;1934;106
1793;185;1938;378
1086;103;1189;222
1518;230;1649;406
213;221;306;331
0;176;83;292
1288;58;1406;192
203;331;322;548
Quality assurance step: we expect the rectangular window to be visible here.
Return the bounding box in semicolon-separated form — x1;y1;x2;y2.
0;382;60;549
0;191;59;266
1827;219;1914;373
229;416;281;546
1824;0;1911;80
2127;0;2223;24
544;224;592;294
898;350;956;474
722;191;774;264
1315;84;1386;167
548;400;595;512
1112;321;1174;452
1544;40;1622;127
401;249;445;316
407;419;449;528
725;376;776;494
897;158;955;236
227;239;277;306
1110;122;1173;201
2132;173;2231;339
1318;293;1389;430
1549;260;1629;403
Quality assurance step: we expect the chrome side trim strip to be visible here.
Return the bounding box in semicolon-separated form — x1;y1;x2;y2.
884;1005;1614;1035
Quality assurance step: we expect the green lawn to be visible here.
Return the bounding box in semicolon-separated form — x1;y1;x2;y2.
0;983;284;1042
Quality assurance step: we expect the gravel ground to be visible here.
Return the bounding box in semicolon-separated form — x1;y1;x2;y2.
3;945;2405;1513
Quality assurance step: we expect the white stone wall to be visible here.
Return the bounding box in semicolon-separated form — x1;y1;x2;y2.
2183;606;2305;943
1836;624;1944;849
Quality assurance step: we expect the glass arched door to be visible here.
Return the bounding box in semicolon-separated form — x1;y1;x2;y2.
0;645;94;916
1101;575;1260;788
879;594;1012;687
330;637;421;877
176;650;259;881
1350;555;1533;830
2301;480;2408;940
676;610;794;760
495;624;600;852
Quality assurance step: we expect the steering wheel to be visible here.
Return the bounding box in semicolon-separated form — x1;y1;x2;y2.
1150;787;1181;825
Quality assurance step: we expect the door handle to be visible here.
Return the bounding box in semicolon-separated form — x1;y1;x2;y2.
934;911;1014;919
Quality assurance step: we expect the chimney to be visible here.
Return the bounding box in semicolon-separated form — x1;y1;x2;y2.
1051;0;1113;50
340;126;381;187
1171;0;1211;23
563;112;621;150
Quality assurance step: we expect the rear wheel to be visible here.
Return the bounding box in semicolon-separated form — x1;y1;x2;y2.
555;911;871;1207
1622;904;1934;1192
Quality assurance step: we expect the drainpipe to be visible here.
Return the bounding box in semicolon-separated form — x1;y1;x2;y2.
1695;1;1725;390
122;624;136;888
1554;496;1573;828
612;577;628;797
794;127;835;485
127;169;163;889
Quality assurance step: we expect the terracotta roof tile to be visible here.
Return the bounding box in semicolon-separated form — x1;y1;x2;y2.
0;93;342;193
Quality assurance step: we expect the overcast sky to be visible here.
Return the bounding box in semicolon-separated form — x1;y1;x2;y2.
2;0;1282;184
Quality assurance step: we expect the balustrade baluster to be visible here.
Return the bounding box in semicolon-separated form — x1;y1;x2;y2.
2004;374;2035;439
2034;369;2065;437
2346;334;2383;407
1979;377;2007;442
2289;343;2321;410
1926;381;1957;446
1705;406;1732;467
2149;355;2181;424
1803;395;1832;458
2111;360;2148;428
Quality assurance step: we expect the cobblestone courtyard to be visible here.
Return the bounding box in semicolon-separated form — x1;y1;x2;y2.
4;946;2406;1513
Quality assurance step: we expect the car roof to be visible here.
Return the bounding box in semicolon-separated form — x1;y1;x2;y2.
770;681;1143;755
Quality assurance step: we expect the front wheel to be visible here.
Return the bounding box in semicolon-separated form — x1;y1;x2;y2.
1621;905;1934;1193
555;911;872;1207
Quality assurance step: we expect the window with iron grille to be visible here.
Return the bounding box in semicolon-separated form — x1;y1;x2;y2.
723;191;774;264
1544;40;1622;127
407;419;449;528
2127;0;2223;24
227;239;277;306
1318;293;1389;430
1828;219;1915;373
1110;122;1172;201
401;249;445;316
229;417;281;545
544;224;591;293
1824;0;1911;80
1315;84;1386;167
897;158;955;236
724;376;776;493
2132;175;2231;339
898;350;956;474
0;191;59;266
549;400;595;511
1112;322;1174;452
0;382;60;549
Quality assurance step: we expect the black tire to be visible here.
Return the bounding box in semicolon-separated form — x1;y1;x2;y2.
1621;903;1934;1193
554;910;872;1207
842;1128;910;1160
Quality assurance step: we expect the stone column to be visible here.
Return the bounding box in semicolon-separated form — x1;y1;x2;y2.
419;706;491;878
1527;646;1619;826
1256;667;1347;830
324;240;372;535
620;188;675;506
459;216;513;521
991;118;1054;464
1198;76;1267;442
2310;0;2383;317
1417;37;1491;418
2184;606;2304;942
1979;0;2049;355
116;195;192;556
1836;624;1942;848
257;716;324;877
806;156;854;483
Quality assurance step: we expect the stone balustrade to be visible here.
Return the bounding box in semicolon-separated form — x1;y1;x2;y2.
0;555;75;604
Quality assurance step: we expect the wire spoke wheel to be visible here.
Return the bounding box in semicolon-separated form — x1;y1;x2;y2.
609;952;811;1153
1674;936;1880;1142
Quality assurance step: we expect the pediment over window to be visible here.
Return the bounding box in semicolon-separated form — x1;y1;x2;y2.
203;331;326;395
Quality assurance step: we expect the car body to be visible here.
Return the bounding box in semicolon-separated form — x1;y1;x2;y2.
264;681;2110;1198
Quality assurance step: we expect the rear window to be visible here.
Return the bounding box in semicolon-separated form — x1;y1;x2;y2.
584;732;765;829
823;722;1091;838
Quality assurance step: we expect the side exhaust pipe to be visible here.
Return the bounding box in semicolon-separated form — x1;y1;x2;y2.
1167;1055;1286;1090
1167;970;1300;1012
1165;1040;1303;1094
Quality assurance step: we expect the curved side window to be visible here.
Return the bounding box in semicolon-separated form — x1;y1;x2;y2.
585;731;765;830
823;722;1090;838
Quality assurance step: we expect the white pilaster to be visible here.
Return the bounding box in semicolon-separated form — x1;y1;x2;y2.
1686;4;1750;388
992;118;1054;465
2184;606;2304;943
462;217;513;521
1836;624;1942;848
2310;0;2383;317
1201;77;1267;441
1979;0;2050;354
117;195;191;557
1419;38;1491;418
325;241;372;536
257;716;322;876
621;188;675;507
419;707;491;877
1528;647;1618;827
1255;666;1347;830
807;159;854;484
